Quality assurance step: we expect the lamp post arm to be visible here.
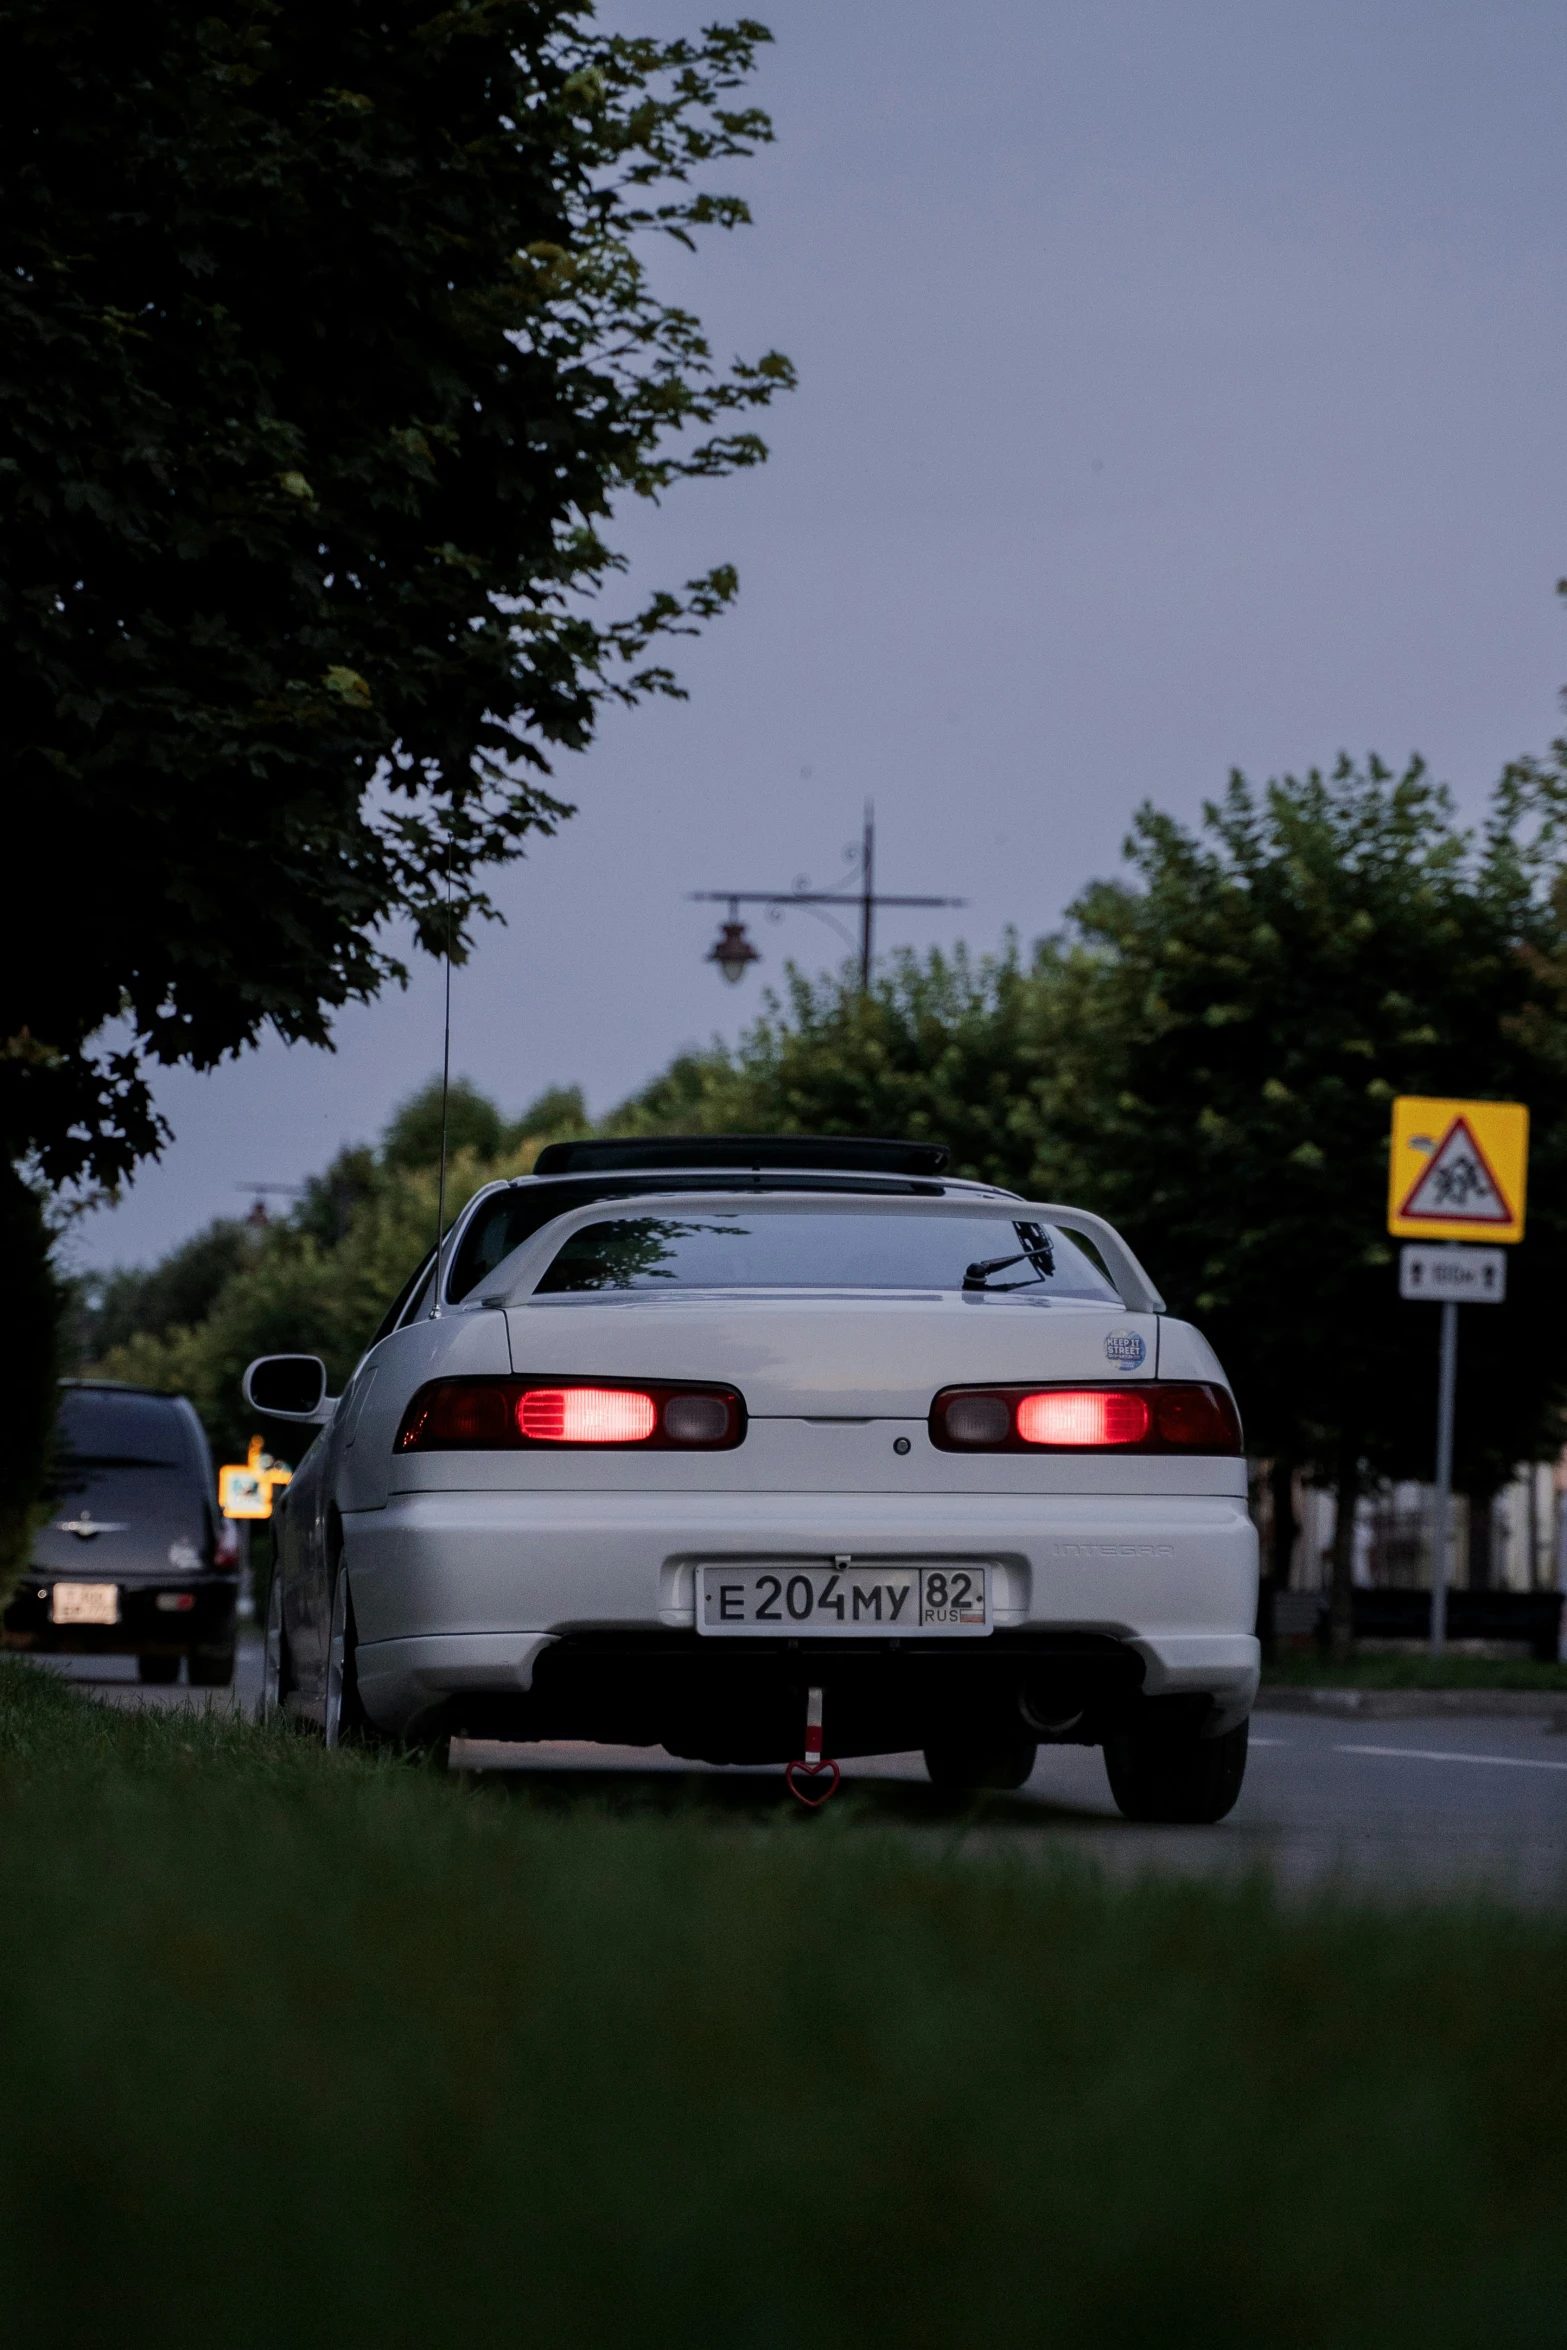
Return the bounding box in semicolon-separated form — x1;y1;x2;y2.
688;891;965;910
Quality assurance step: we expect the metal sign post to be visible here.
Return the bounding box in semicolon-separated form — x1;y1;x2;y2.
1398;1245;1508;1652
1390;1096;1527;1658
1429;1291;1460;1653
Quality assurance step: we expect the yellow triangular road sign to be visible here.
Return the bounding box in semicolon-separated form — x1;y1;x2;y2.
1388;1097;1528;1243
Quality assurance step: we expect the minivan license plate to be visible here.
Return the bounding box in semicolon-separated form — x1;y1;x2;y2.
697;1562;990;1637
51;1583;119;1626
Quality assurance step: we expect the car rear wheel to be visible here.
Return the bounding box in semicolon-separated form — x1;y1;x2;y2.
188;1644;235;1687
258;1569;293;1724
1103;1715;1248;1824
923;1734;1038;1792
137;1655;180;1685
323;1574;384;1749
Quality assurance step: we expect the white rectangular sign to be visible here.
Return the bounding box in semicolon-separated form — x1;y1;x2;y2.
1398;1244;1506;1304
697;1560;992;1636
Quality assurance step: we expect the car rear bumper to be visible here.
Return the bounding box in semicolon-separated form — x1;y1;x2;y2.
347;1491;1259;1744
2;1576;239;1657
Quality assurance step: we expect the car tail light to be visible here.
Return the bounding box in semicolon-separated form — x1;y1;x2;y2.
417;1383;514;1447
517;1387;657;1444
396;1378;745;1452
660;1393;733;1444
930;1382;1242;1454
1015;1389;1150;1446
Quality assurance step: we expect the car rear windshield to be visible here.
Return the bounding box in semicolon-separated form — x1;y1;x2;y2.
444;1175;950;1305
533;1213;1119;1300
56;1389;187;1466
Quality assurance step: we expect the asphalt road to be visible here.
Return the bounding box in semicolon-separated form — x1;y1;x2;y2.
452;1711;1567;1902
37;1652;1567;1903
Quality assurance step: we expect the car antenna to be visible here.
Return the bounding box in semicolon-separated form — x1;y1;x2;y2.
430;841;454;1320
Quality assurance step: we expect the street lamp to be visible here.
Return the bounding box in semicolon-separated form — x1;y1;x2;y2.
706;906;762;984
692;803;964;992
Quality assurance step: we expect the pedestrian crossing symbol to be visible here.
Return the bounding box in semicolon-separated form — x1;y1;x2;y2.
218;1435;294;1521
1387;1096;1528;1243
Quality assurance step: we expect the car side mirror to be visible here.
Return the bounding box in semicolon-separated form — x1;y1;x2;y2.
242;1354;330;1422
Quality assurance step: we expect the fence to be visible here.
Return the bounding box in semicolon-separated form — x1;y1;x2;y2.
1255;1462;1565;1595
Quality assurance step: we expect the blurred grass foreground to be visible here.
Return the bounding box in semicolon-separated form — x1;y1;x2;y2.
3;1665;1567;2349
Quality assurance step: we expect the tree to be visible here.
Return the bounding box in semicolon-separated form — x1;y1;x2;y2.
1030;758;1567;1649
0;0;790;1569
381;1076;512;1172
0;1171;61;1587
85;1074;569;1461
376;1072;588;1171
605;942;1044;1184
0;1;789;1185
75;1215;258;1362
621;758;1567;1653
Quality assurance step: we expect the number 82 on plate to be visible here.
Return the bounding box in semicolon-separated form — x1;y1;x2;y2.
697;1561;991;1636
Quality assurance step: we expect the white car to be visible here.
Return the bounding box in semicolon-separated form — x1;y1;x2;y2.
248;1135;1258;1821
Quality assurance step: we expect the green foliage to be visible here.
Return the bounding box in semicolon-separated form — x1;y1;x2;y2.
381;1076;511;1171
603;1041;743;1134
512;1081;588;1143
84;1075;585;1459
76;1217;257;1362
0;1170;61;1601
618;760;1567;1497
1033;757;1567;1487
292;1147;381;1250
607;942;1045;1186
84;748;1567;1508
6;1659;1567;2348
91;1156;476;1461
0;0;791;1184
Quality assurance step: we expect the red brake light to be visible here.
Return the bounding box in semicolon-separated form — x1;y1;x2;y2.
517;1387;657;1444
396;1379;744;1451
1016;1389;1149;1447
930;1382;1242;1454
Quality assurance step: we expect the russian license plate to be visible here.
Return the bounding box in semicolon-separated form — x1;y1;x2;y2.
51;1582;120;1626
697;1561;990;1637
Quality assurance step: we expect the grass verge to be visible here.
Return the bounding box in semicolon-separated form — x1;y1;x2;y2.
3;1661;1567;2348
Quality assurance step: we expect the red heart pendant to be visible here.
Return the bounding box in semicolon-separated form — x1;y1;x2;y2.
785;1756;841;1808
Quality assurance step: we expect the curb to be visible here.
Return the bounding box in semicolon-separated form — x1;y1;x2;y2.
1258;1686;1567;1723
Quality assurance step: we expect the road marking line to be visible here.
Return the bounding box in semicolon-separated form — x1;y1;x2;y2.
1249;1736;1291;1747
1335;1743;1567;1773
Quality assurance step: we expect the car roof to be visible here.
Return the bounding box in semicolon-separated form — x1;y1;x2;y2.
60;1379;185;1396
53;1383;212;1477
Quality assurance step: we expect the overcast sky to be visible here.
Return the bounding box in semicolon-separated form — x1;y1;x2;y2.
73;0;1567;1272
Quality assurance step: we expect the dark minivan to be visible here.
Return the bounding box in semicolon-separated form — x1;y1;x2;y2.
3;1384;239;1684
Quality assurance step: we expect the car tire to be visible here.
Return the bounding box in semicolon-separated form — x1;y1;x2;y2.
1103;1715;1249;1825
923;1734;1038;1792
188;1644;235;1687
323;1574;384;1749
258;1568;294;1724
137;1655;180;1685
